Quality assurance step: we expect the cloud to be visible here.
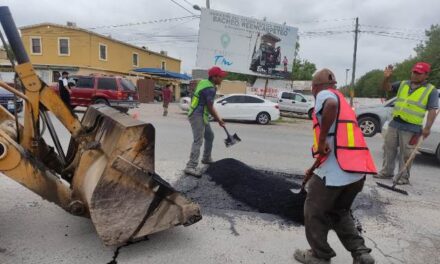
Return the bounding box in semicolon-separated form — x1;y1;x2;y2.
1;0;437;82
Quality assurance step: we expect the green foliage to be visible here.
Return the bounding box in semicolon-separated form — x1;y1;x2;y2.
291;59;317;80
355;24;440;97
415;25;440;87
354;70;385;98
224;72;256;84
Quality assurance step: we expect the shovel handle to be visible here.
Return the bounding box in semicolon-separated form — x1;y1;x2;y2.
223;126;231;137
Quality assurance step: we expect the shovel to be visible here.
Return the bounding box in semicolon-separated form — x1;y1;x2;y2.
290;155;325;194
223;126;241;147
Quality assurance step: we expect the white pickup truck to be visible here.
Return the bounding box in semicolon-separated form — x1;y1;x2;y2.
277;91;314;119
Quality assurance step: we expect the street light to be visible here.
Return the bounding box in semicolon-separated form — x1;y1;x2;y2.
193;0;210;10
345;68;350;87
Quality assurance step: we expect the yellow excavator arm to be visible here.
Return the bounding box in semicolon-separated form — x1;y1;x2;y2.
0;6;201;246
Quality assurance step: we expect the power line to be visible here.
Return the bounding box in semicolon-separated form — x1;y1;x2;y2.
88;15;198;30
169;0;196;15
363;31;425;41
182;0;195;7
360;24;426;34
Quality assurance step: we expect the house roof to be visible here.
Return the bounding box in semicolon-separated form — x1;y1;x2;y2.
20;23;181;62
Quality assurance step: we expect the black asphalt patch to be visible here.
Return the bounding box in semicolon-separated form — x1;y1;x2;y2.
175;158;306;224
206;159;306;223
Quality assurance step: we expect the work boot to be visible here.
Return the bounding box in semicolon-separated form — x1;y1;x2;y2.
353;253;375;264
184;167;202;178
373;173;393;179
201;157;214;165
396;178;410;185
294;249;330;264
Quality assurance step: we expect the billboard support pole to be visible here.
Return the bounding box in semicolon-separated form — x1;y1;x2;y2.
263;78;269;99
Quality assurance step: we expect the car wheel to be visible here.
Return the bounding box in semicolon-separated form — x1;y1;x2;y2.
308;108;314;120
358;116;379;137
256;112;270;125
94;98;109;105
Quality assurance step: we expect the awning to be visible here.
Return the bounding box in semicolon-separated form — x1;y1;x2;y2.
133;68;191;80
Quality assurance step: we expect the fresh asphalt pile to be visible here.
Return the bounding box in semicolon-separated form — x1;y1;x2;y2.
206;159;306;223
175;158;306;223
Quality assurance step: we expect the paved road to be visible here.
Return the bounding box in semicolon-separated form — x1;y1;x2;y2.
1;103;440;264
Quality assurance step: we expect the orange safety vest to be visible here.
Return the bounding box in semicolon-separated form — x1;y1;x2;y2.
312;89;377;174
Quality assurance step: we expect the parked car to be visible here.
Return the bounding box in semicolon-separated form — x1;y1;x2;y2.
52;75;139;112
277;91;314;119
179;93;225;112
180;96;191;112
0;86;23;114
355;98;396;137
356;91;440;137
215;94;280;125
419;117;440;163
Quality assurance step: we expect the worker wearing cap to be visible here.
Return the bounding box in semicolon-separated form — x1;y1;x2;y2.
375;62;438;184
294;69;375;264
184;66;226;177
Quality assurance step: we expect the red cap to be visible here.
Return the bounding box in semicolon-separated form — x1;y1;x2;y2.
412;62;431;74
208;66;227;78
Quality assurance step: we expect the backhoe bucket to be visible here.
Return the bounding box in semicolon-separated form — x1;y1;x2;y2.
70;105;201;246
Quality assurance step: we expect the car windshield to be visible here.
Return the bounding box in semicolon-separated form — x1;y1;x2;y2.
121;79;137;91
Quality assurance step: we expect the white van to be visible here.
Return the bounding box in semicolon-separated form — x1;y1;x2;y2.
277;91;314;119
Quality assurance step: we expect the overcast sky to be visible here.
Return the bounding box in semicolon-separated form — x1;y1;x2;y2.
2;0;439;84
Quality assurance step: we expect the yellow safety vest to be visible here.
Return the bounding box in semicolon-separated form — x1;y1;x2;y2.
188;79;214;124
392;81;435;125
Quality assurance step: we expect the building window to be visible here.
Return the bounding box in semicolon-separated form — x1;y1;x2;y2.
132;53;139;67
99;43;107;61
30;37;42;55
58;37;70;56
161;61;166;70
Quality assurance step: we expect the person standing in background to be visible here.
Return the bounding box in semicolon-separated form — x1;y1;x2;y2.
58;71;72;110
162;84;173;116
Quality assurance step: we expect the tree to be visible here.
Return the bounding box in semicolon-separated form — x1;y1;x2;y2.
354;24;440;98
224;72;256;84
354;70;385;98
291;59;317;80
415;25;440;87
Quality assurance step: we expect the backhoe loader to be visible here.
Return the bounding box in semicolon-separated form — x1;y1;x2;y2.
0;6;201;246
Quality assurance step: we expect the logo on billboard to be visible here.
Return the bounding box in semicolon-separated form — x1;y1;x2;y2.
214;55;233;66
220;33;231;49
196;8;298;79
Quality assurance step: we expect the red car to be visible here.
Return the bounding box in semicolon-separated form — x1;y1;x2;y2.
52;75;139;112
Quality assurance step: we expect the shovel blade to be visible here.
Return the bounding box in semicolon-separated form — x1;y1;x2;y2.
289;187;306;194
224;133;241;147
376;182;408;195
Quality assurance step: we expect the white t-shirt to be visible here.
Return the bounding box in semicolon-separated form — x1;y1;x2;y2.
313;90;364;186
59;77;68;88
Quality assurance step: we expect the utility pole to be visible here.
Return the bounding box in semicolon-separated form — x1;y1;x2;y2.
206;0;210;9
350;17;359;107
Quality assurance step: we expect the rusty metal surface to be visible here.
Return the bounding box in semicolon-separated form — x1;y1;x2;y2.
69;105;201;246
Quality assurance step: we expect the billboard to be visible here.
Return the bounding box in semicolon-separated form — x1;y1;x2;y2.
196;8;298;79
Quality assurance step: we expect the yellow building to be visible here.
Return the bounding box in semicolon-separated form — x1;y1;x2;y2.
19;23;182;84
